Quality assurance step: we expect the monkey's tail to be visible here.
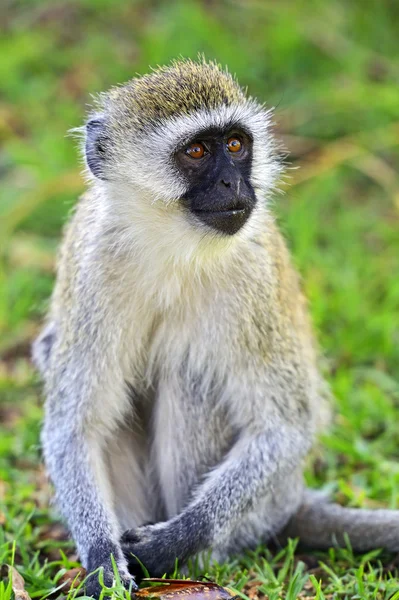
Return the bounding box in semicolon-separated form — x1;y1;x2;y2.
282;488;399;552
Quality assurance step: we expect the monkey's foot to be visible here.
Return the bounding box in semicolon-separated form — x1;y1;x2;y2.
84;567;137;598
84;549;138;598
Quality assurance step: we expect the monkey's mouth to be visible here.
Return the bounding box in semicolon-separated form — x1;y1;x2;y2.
194;207;247;216
192;203;252;235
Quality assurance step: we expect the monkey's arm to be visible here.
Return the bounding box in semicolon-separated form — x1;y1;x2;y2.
122;418;310;577
41;352;136;596
36;202;138;596
282;488;399;551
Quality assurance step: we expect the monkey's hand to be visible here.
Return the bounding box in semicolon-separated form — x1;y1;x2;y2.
84;546;138;598
121;522;187;580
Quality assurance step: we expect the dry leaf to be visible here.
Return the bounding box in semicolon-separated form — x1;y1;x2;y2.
242;580;265;600
0;564;31;600
136;579;237;600
58;567;87;592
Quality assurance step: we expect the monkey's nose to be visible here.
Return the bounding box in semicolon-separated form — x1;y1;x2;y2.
220;178;231;188
219;176;243;192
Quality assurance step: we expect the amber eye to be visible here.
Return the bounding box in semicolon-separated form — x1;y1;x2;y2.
227;137;242;153
185;142;206;159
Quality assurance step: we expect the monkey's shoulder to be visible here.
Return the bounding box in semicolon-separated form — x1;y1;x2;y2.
52;191;120;308
235;223;310;324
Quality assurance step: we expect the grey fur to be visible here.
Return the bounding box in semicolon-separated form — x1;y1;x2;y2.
282;489;399;551
34;61;399;597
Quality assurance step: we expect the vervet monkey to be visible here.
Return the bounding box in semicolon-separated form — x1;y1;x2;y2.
33;59;399;597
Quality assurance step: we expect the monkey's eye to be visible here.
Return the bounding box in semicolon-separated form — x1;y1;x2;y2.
227;137;242;153
185;142;206;159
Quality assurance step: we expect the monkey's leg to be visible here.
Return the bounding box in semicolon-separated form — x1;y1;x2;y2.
281;488;399;552
105;425;160;531
121;422;310;577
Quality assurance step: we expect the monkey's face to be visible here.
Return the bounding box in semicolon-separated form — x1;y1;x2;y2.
175;127;256;235
84;100;282;258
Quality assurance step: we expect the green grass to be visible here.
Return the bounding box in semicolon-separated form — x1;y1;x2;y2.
1;0;399;598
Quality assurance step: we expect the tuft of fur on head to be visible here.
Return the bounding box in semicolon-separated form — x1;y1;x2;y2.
76;59;284;272
101;58;246;130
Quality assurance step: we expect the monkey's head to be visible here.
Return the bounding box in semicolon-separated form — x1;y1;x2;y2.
84;59;281;242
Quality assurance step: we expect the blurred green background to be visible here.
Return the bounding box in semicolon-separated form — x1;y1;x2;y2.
1;0;399;597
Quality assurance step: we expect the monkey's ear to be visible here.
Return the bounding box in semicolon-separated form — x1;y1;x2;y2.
85;115;108;179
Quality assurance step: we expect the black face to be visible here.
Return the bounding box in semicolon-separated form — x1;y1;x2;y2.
176;126;256;235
